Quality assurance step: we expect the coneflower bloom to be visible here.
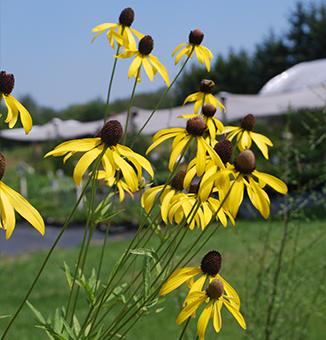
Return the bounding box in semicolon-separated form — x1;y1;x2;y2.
172;29;213;72
177;279;246;339
0;71;32;134
45;120;153;192
146;116;223;176
183;79;225;114
199;149;288;218
116;35;169;86
223;114;273;159
92;7;144;50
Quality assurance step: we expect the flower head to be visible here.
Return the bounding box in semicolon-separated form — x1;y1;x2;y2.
172;29;213;72
199;149;288;218
0;71;33;134
0;153;44;239
146;116;223;176
176;278;246;339
223;114;273;159
45;120;153;192
115;35;170;86
183;79;225;114
141;171;186;220
159;251;239;303
92;7;144;50
179;103;224;142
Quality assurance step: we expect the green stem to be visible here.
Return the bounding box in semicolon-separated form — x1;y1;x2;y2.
122;68;140;145
103;41;123;123
130;46;195;149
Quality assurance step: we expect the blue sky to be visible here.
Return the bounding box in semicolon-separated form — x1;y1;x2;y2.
0;0;317;110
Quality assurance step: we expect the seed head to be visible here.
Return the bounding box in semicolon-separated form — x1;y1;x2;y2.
138;36;154;55
234;149;256;174
202;103;216;117
200;79;214;93
119;8;134;27
241;114;256;131
0;71;15;94
206;279;224;299
97;120;123;146
186;116;207;136
214;140;233;164
189;29;204;45
0;153;6;180
171;171;186;191
201;250;222;276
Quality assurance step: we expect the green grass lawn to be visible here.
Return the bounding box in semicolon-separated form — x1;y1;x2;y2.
1;218;326;340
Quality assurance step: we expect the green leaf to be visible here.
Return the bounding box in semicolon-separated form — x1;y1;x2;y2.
95;209;124;224
0;315;11;320
63;261;72;289
60;317;76;339
53;308;62;333
73;314;81;335
26;300;46;324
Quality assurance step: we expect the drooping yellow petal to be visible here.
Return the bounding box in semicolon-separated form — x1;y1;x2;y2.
142;56;154;81
253;170;288;194
3;95;33;134
148;54;170;86
183;92;201;106
0;182;16;239
117;145;154;178
128;53;143;79
161;189;176;221
112;150;138;192
172;42;188;57
0;181;44;239
250;131;273;159
223;299;246;329
44;138;102;157
177;294;207;325
213;300;222;333
197;301;213;340
73;147;103;186
159;267;202;295
247;176;270;219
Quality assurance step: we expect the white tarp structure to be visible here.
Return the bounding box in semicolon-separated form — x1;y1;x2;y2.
1;59;326;141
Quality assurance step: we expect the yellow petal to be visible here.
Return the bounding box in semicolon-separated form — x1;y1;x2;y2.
197;301;213;340
159;267;201;295
177;295;207;325
213;300;222;333
0;181;44;239
172;42;188;56
45;138;102;157
253;170;288;194
73;147;102;186
148;54;170;86
223;299;246;329
0;182;16;239
128;54;142;79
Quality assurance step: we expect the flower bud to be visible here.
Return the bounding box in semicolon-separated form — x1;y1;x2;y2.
189;29;204;45
200;79;214;93
214;140;233;164
206;279;224;299
234;149;256;174
0;71;15;95
119;8;134;27
138;36;154;55
98;120;123;146
201;250;222;276
186;116;207;136
241;114;256;131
